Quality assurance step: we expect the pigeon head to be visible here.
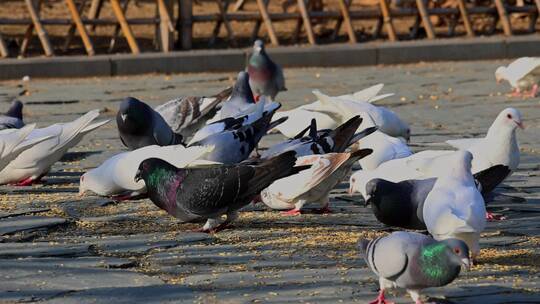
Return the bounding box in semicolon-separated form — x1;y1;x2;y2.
348;172;363;196
79;172;98;196
231;72;255;103
6;100;23;120
135;158;177;184
365;178;390;206
117;97;152;133
440;238;471;269
495;66;506;83
494;108;524;131
253;39;265;53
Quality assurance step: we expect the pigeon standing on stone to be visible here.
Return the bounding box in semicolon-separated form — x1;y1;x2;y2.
247;40;286;101
0;100;24;130
495;57;540;97
117;97;184;150
359;231;470;304
154;86;232;137
135;151;307;232
0;110;109;185
261;149;372;215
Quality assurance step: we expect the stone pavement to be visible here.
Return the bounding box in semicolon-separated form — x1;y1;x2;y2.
0;60;539;303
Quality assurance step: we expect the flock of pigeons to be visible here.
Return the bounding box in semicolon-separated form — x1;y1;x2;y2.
0;42;534;303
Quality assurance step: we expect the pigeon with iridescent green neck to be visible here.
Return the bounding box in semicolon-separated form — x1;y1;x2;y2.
247;40;286;101
359;231;470;304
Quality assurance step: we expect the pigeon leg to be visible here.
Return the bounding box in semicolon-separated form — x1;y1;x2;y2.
254;95;261;102
194;218;224;233
14;177;34;186
368;290;393;304
510;88;521;97
408;290;423;304
527;84;538;98
281;208;301;216
314;199;331;214
485;211;506;221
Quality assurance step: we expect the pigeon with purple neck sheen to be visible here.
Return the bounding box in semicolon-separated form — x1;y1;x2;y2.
247;39;286;101
0;100;24;130
117;97;184;150
359;231;470;304
135;151;308;232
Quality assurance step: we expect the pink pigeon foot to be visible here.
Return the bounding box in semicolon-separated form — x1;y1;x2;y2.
193;222;234;234
526;84;538;98
254;95;261;102
14;177;35;186
486;211;506;221
281;208;301;216
510;89;522;97
369;290;394;304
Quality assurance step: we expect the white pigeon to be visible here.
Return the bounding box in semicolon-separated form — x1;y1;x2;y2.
269;84;393;138
495;57;540;97
349;112;412;170
423;150;486;259
79;144;217;197
261;149;372;215
310;89;410;140
0;110;109;185
0;124;53;172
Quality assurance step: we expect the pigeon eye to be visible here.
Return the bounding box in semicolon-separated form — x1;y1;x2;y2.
351;178;356;183
454;248;460;254
507;114;512;119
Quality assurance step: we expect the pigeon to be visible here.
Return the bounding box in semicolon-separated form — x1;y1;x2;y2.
117;97;184;150
350;111;412;170
79;144;216;198
188;99;279;145
0;100;24;130
423;150;486;259
311;89;410;141
261;149;372;215
0;124;52;172
0;110;109;185
359;231;470;304
262;116;375;159
135;151;308;232
189;104;284;164
363;165;506;230
154;86;232;136
247;39;287;101
212;71;257;120
495;57;540;97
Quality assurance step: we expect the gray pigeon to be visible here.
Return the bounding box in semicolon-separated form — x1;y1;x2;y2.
247;40;286;101
116;97;184;150
218;72;257;119
359;231;470;304
154;86;232;137
135;151;308;232
189;104;284;164
0;100;24;130
364;164;511;231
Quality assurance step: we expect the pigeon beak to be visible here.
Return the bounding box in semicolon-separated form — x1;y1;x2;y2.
515;120;524;129
364;197;372;207
461;258;471;271
121;113;127;122
347;186;354;195
134;169;142;182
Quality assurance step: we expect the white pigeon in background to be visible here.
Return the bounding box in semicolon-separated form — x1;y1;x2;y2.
0;110;109;185
349;112;412;170
495;57;540;97
311;89;410;140
423;150;486;259
0;124;52;171
261;149;372;215
79;144;217;198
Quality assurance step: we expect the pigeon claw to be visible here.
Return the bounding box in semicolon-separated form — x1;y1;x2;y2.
281;208;302;216
485;211;506;221
14;177;35;186
368;290;394;304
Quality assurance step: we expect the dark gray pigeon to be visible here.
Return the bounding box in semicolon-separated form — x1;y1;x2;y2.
364;164;510;230
189;104;284;164
0;100;24;130
135;151;308;232
218;71;257;119
359;231;470;304
247;39;286;101
116;97;184;150
154;86;232;137
261;116;376;159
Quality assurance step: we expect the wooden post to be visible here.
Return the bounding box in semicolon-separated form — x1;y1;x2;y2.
25;0;54;56
20;24;35;57
63;0;85;52
0;32;9;58
87;0;104;31
494;0;512;36
109;0;130;52
297;0;316;44
157;0;174;52
378;0;397;41
250;0;269;42
456;0;474;37
337;0;356;43
110;0;140;54
180;0;193;50
536;0;540;18
215;0;237;46
331;0;351;40
415;0;435;39
233;0;246;11
256;0;279;45
65;0;95;55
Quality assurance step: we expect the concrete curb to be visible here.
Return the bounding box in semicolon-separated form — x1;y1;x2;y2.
1;35;539;80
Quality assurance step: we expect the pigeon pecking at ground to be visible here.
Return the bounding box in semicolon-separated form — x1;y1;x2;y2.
495;57;540;98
